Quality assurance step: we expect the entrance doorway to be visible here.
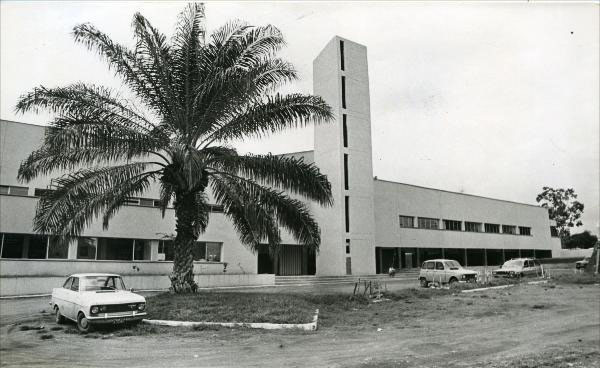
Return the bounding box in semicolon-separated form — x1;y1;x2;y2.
375;247;400;274
257;244;316;275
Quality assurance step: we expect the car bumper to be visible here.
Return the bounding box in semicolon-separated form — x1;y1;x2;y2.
87;312;147;324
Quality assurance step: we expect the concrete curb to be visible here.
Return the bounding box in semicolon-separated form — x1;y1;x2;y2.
142;309;319;331
461;284;515;293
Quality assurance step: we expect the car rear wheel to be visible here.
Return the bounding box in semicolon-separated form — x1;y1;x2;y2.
54;306;65;324
419;278;429;288
77;312;91;333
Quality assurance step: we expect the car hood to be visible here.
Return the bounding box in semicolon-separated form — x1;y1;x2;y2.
81;290;145;305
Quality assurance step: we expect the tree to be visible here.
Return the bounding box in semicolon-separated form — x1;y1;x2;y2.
563;231;598;249
536;187;584;241
15;3;333;293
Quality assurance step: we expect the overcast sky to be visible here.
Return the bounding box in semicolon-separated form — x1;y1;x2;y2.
1;1;598;234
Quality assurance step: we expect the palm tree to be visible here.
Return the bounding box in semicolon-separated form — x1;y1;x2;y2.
15;3;333;292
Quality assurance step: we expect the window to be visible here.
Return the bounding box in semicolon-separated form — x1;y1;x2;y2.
502;225;516;235
443;219;461;231
341;76;346;109
345;239;350;254
550;226;559;237
192;242;222;262
134;239;151;260
484;223;500;233
48;237;69;259
342;114;348;148
77;237;97;259
63;277;72;289
158;240;174;261
340;40;345;71
519;227;531;236
0;185;28;196
1;233;25;258
34;188;55;197
71;277;79;292
399;215;414;228
28;235;47;259
344;196;350;233
210;205;224;213
139;198;155;207
418;217;439;230
435;262;444;270
426;262;435;270
465;222;482;232
343;154;349;190
97;238;133;260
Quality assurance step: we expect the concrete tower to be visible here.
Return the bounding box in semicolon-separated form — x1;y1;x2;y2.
313;37;376;276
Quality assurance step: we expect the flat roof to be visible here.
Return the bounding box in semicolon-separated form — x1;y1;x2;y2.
374;178;543;209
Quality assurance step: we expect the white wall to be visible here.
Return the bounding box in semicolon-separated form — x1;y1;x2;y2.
373;179;561;253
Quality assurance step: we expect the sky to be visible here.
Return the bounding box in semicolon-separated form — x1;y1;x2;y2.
1;1;598;234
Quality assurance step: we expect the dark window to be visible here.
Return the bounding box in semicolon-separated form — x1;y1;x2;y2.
435;262;444;270
444;248;466;266
28;235;48;259
484;223;500;233
77;237;97;259
192;242;222;262
341;76;346;109
339;40;345;71
502;225;516;235
443;219;461;231
1;185;28;196
0;186;8;195
550;226;559;237
486;249;504;266
71;277;79;292
465;222;482;232
344;196;350;233
519;226;531;236
34;188;55;197
343;154;349;190
536;249;552;259
1;233;25;258
342;114;348;148
504;249;520;260
97;238;133;261
158;240;174;261
418;217;439;230
345;239;350;254
134;239;151;260
521;249;534;258
124;198;140;205
48;237;69;259
420;248;442;261
139;198;154;207
466;248;485;266
211;205;224;213
62;277;72;289
399;215;414;228
426;262;435;270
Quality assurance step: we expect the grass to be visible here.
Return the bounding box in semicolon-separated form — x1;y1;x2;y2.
550;272;600;285
146;292;320;324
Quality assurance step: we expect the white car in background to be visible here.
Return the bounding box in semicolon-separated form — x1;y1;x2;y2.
50;273;147;332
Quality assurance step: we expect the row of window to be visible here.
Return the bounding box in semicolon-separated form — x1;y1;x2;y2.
399;215;532;236
0;185;225;213
375;246;552;272
0;233;222;262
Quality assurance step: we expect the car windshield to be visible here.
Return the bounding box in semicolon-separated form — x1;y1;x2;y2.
81;276;126;291
503;260;523;268
444;261;462;270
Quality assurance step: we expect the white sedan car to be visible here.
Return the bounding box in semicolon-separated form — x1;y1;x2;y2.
50;273;147;332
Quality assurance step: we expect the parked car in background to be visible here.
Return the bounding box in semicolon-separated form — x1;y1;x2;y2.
419;259;478;287
575;257;590;269
50;273;147;332
492;258;542;278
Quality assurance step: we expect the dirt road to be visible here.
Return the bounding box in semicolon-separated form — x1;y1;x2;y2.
1;283;598;367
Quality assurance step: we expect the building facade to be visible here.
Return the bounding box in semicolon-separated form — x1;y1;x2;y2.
0;37;561;296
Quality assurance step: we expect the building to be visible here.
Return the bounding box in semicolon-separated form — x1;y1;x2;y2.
0;37;561;296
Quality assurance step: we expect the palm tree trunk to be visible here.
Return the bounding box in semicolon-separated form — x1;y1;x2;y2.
170;193;199;293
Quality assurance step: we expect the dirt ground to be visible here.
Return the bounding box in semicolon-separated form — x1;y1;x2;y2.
1;281;598;368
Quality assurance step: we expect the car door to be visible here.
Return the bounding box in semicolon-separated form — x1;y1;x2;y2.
435;261;446;283
54;277;72;315
524;260;534;276
66;277;80;319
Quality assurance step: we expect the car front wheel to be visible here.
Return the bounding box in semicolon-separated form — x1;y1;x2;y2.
448;277;458;285
77;312;91;333
419;278;429;288
54;306;65;324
